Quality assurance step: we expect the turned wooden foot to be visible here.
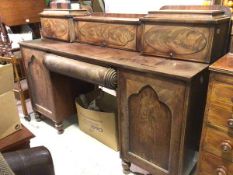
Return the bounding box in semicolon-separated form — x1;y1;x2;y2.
34;112;42;122
24;114;31;121
55;122;64;134
122;160;131;174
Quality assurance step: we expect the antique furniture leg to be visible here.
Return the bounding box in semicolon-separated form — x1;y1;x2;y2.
122;160;131;174
55;122;64;134
34;111;42;122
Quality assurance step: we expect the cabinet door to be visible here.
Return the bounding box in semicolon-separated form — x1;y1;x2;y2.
119;70;187;175
21;48;54;118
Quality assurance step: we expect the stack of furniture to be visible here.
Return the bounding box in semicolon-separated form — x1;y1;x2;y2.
20;4;232;175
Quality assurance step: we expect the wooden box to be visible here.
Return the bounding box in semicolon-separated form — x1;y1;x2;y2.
140;9;231;63
40;9;89;42
74;14;144;51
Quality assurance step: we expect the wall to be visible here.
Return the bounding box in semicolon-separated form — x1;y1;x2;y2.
105;0;206;13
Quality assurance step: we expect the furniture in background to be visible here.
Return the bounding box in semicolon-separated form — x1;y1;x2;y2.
2;146;55;175
0;21;31;120
0;125;35;153
20;4;232;175
0;0;46;120
0;0;46;26
197;53;233;175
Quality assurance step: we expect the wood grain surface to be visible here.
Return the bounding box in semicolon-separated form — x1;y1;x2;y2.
199;151;233;175
210;53;233;75
0;0;45;26
119;70;189;175
76;21;137;51
41;18;73;42
142;25;210;62
202;126;233;162
20;39;208;81
129;86;172;170
197;54;233;175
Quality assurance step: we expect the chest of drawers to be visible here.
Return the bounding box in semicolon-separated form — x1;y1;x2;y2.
198;53;233;175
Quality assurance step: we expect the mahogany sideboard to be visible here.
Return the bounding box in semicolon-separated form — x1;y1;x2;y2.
20;38;208;175
19;5;232;175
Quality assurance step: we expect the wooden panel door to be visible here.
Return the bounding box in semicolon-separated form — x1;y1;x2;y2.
21;48;54;119
118;70;187;175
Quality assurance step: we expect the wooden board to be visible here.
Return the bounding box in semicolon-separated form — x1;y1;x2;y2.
0;0;46;26
20;39;208;81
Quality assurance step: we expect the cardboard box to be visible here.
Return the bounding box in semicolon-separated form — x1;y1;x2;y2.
0;90;21;139
76;90;118;151
0;64;14;95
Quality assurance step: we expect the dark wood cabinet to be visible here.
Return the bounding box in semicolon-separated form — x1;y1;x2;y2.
118;68;208;175
21;47;93;133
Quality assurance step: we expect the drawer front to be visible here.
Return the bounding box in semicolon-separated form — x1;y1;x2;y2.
41;17;73;42
199;151;233;175
203;126;233;162
141;24;212;63
210;81;233;105
75;21;137;51
207;101;233;129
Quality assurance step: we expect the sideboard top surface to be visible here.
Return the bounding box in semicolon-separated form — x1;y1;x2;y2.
20;39;208;81
210;53;233;74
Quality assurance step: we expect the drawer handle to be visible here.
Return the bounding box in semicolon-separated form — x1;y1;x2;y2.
227;119;233;128
216;166;227;175
220;141;232;152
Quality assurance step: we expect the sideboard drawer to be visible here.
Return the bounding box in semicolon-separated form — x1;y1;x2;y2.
75;21;138;51
203;126;233;162
210;81;233;105
207;101;233;129
41;17;74;42
199;151;233;175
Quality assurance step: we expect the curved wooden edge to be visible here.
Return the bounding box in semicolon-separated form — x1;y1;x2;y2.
160;5;232;18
